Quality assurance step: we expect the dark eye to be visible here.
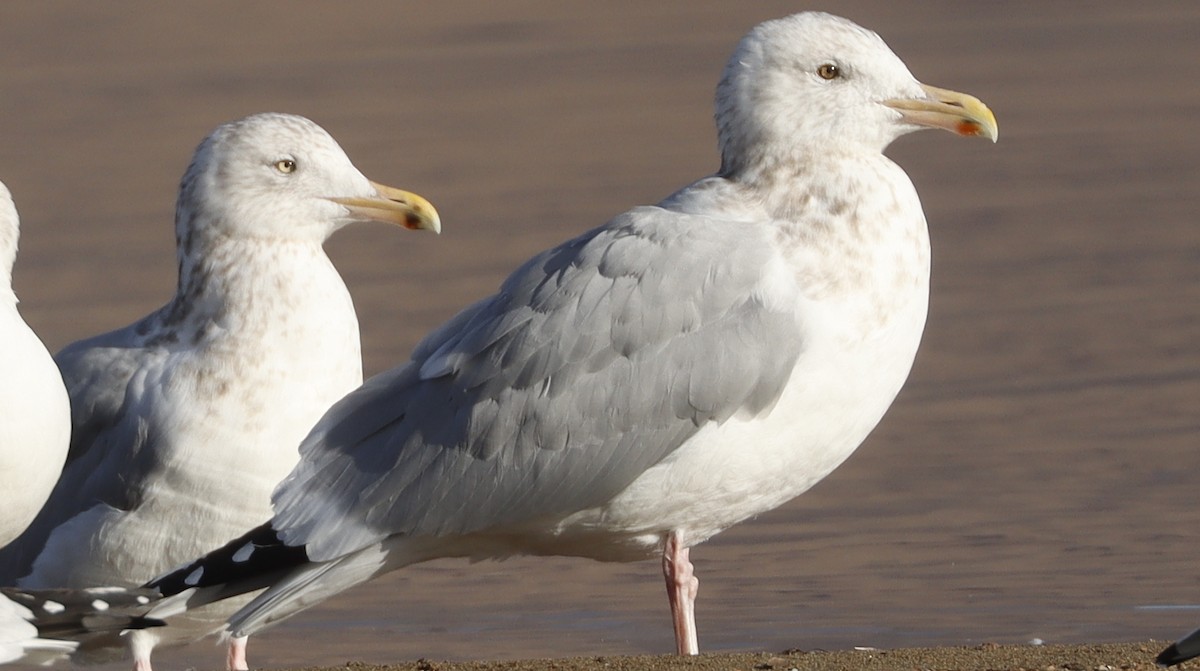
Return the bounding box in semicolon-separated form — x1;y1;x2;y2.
816;63;840;80
274;159;297;174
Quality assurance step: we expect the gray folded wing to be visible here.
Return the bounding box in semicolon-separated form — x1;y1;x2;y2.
272;206;805;562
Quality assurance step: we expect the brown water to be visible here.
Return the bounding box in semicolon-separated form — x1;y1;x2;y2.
1;2;1198;668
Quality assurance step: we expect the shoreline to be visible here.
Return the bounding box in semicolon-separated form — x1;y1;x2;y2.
288;641;1175;671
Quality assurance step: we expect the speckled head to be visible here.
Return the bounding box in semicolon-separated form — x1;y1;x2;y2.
172;112;439;256
715;12;997;177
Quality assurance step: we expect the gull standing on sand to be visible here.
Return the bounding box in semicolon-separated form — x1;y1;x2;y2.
0;182;72;663
18;11;996;660
0;113;440;670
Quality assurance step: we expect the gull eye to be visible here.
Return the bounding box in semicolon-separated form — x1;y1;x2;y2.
274;158;297;174
816;63;840;80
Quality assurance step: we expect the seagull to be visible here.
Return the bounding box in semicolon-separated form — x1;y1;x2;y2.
0;113;440;671
0;182;72;663
20;11;997;661
1158;629;1200;666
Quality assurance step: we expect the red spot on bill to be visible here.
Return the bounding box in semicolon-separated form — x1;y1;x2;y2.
958;120;983;137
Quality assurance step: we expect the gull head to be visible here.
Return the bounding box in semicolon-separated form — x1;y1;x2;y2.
174;113;439;248
715;12;997;175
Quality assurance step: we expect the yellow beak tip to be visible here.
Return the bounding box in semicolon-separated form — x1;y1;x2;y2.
413;212;442;234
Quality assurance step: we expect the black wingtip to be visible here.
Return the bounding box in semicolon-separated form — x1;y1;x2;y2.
145;522;308;597
1158;628;1200;667
1158;643;1190;667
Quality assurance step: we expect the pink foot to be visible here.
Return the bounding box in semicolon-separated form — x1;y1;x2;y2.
227;635;249;671
662;531;700;655
129;630;155;671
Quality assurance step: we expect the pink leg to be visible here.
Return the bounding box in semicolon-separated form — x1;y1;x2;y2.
128;630;154;671
226;635;249;671
662;531;700;655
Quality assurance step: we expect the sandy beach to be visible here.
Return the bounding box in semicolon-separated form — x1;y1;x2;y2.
0;2;1197;670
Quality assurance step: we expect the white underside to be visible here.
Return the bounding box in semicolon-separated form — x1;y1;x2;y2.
0;304;70;548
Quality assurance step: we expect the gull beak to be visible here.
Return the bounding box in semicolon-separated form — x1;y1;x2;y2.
884;83;998;142
328;181;441;233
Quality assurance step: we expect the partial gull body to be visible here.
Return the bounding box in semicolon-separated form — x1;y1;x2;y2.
0;113;439;670
0;182;70;553
22;11;995;661
0;592;73;665
0;182;71;663
1158;628;1200;666
0;587;160;665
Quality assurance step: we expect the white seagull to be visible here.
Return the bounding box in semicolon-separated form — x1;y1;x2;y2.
0;113;440;670
0;182;72;663
18;11;997;661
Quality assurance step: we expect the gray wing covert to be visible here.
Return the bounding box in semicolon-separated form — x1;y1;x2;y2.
273;206;804;562
57;334;151;465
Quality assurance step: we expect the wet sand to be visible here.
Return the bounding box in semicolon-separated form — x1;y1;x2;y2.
0;2;1198;670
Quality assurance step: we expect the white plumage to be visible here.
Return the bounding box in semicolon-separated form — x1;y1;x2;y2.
0;182;70;551
0;182;72;664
